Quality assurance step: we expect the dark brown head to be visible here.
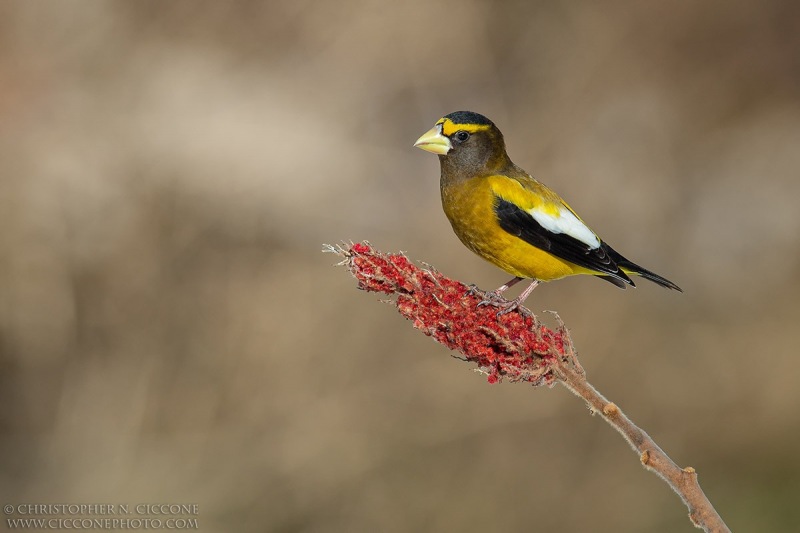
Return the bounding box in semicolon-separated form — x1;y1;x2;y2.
414;111;514;181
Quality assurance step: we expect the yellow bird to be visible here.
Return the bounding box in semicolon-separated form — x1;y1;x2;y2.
414;111;681;312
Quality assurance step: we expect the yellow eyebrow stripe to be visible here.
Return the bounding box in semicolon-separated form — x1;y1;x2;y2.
437;118;492;136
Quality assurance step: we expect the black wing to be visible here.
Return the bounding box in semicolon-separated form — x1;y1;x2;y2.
493;196;634;287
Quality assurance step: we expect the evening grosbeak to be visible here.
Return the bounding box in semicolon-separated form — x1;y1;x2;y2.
414;111;681;313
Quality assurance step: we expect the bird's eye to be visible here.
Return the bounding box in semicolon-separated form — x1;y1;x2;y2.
454;131;470;142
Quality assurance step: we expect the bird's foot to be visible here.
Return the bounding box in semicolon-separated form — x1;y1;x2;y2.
491;297;532;317
481;286;539;319
476;291;530;317
466;286;512;313
476;289;508;308
468;279;537;318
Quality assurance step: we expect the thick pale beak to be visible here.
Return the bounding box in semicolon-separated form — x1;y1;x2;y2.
413;125;451;155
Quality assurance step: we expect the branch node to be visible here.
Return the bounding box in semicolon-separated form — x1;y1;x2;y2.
602;402;619;417
640;450;651;465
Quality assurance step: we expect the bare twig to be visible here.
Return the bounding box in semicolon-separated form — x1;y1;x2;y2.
327;241;730;532
553;361;729;532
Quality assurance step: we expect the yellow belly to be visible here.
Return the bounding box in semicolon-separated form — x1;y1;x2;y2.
441;178;593;281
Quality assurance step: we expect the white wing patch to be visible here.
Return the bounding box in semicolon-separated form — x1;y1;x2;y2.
527;205;601;249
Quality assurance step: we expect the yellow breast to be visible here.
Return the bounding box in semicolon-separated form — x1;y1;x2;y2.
441;176;592;281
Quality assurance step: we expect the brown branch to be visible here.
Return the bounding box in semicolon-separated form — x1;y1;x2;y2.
326;241;730;532
553;362;729;532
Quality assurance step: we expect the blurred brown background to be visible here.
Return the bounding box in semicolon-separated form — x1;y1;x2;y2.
1;1;799;531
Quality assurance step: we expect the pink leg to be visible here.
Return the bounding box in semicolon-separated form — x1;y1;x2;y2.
476;276;522;306
496;279;540;316
512;279;539;304
494;276;524;295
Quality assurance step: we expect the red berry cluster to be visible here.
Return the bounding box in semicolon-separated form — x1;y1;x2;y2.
341;242;571;386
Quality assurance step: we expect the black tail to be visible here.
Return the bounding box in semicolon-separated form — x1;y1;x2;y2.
607;247;683;292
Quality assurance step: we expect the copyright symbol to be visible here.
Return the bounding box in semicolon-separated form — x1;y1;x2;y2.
3;505;13;515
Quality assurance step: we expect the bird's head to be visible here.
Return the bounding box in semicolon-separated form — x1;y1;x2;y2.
414;111;511;178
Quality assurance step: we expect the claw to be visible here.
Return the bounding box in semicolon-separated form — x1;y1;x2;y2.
487;280;540;318
477;290;507;307
470;278;540;318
